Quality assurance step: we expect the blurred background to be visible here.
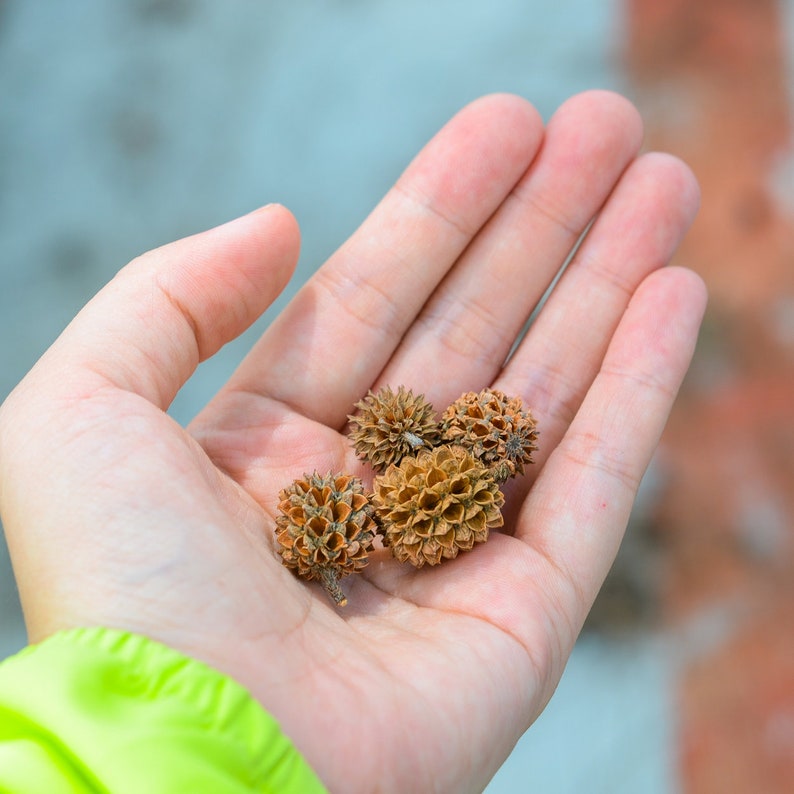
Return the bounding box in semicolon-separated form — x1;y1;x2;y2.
1;1;792;791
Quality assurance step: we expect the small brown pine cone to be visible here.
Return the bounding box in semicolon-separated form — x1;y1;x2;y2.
348;385;441;472
275;472;376;606
372;445;504;567
441;388;539;483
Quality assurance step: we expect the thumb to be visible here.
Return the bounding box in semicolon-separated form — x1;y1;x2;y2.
30;204;301;409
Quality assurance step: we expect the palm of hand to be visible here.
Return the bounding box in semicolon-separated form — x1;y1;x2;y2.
0;92;705;793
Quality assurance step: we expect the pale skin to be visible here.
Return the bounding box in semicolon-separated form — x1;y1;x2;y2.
0;92;706;792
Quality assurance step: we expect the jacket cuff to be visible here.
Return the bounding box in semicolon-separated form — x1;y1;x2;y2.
0;626;327;793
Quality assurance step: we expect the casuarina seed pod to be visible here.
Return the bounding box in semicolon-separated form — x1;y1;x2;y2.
441;388;539;483
275;472;377;606
348;385;441;472
372;445;504;567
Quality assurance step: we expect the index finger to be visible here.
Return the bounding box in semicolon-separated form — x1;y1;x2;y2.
222;94;544;427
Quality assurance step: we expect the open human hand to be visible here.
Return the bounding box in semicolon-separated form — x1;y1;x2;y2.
0;91;706;793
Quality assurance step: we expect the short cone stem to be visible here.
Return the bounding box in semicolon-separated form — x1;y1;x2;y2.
320;568;348;607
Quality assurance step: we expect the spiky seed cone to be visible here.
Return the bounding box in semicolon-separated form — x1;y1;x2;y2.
275;472;376;606
348;385;441;472
441;388;539;483
372;445;504;567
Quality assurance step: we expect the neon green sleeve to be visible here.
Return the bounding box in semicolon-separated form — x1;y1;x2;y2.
0;627;327;793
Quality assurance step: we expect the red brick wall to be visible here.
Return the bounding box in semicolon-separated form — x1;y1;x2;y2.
624;1;794;790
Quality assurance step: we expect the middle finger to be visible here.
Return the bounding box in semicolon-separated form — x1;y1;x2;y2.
375;90;644;408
